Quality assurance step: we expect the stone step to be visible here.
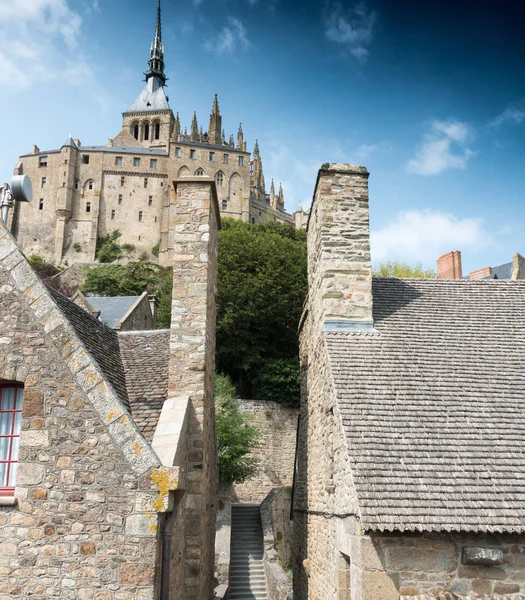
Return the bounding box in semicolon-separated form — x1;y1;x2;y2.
229;503;268;600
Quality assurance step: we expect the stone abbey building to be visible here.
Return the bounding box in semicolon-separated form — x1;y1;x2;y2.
9;1;294;266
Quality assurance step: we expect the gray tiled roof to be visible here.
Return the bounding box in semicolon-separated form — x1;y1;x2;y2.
78;146;168;156
326;278;525;534
118;330;169;441
46;285;131;413
491;261;513;279
87;295;140;329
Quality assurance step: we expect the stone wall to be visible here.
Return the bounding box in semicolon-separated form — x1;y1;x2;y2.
358;531;525;599
234;400;299;504
167;177;220;599
293;164;371;600
293;309;359;600
261;488;294;600
0;229;165;600
117;292;156;331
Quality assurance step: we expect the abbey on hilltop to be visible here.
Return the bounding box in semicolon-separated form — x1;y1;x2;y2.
10;1;300;266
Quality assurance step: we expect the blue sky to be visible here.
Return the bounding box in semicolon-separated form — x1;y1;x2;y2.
1;0;524;274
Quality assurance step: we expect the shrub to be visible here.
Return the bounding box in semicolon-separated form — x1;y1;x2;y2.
251;358;300;407
96;230;123;263
73;242;81;252
151;242;160;258
215;373;260;484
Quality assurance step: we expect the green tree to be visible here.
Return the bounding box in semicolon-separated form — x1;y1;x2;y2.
82;261;173;328
95;230;135;263
372;261;436;278
215;373;260;484
251;358;301;407
216;219;307;391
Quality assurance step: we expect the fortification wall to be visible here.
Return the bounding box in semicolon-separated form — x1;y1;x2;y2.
234;400;298;504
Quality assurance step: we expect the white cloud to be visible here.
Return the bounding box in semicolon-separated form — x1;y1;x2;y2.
205;17;249;54
490;106;525;128
355;144;378;160
371;210;490;264
0;0;91;90
406;120;474;176
324;1;376;62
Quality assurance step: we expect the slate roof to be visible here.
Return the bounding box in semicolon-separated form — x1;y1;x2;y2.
46;285;131;414
325;278;525;534
491;261;512;279
128;77;170;113
118;330;170;441
87;295;141;329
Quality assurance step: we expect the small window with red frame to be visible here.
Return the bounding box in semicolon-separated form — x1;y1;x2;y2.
0;385;23;496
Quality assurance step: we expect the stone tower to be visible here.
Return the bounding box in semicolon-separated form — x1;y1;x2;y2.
121;0;174;148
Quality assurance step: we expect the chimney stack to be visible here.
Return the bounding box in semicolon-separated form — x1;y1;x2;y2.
308;163;374;331
469;266;492;280
437;250;462;279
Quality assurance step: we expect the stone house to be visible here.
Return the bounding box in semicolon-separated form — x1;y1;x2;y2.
9;1;295;267
0;176;220;599
437;249;525;280
73;290;158;331
294;163;525;600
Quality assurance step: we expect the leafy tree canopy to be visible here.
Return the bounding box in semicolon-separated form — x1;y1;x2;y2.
215;373;260;484
372;261;436;279
216;219;307;388
251;358;300;407
95;230;135;264
82;261;173;328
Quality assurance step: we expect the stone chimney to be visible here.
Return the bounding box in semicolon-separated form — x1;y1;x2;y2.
437;250;462;279
512;253;525;280
307;163;374;331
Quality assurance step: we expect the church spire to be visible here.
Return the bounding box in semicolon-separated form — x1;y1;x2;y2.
145;0;166;86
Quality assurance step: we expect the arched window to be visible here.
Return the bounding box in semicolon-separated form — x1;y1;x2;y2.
195;168;205;177
144;123;150;141
0;384;23;495
87;180;94;190
154;122;160;140
178;166;190;177
133;124;139;140
216;172;224;187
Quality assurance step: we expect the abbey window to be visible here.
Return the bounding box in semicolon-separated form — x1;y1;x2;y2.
154;123;160;140
39;156;48;167
115;156;123;166
133;157;141;168
150;159;158;169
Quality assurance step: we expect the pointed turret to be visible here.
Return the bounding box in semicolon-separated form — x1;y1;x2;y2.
237;123;244;150
145;0;166;86
277;183;284;211
269;179;275;206
222;129;226;145
62;134;77;149
250;140;266;202
174;112;181;138
191;112;199;141
229;134;235;148
208;94;222;146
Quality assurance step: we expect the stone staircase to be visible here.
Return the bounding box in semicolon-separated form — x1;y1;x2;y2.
229;503;268;600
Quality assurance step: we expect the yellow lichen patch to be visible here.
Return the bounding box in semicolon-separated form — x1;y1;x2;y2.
150;468;179;513
107;409;118;421
133;441;143;455
149;522;158;535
